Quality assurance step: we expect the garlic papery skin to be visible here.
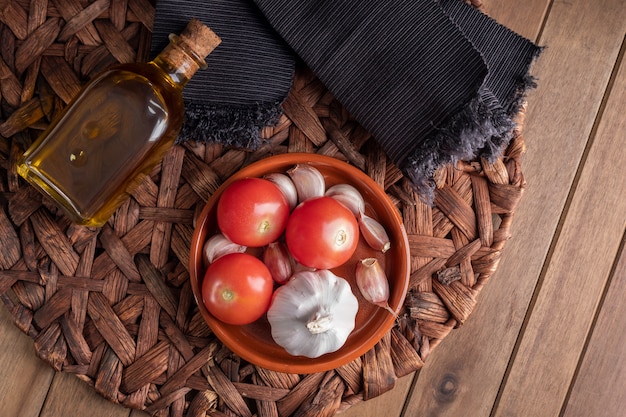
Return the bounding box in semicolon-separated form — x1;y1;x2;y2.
325;183;365;216
263;241;293;284
267;269;358;358
202;233;247;267
358;211;391;253
355;257;396;316
264;172;298;210
287;164;325;203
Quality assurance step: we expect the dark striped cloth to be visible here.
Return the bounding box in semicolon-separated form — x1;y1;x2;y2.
151;0;295;148
152;0;541;200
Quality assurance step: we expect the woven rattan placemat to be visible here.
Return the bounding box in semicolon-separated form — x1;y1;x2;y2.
0;1;525;416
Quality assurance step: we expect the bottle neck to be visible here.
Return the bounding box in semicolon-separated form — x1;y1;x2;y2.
152;34;208;88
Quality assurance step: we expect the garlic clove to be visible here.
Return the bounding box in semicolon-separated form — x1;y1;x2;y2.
287;164;325;203
324;183;365;216
263;241;293;284
355;257;396;317
202;233;247;266
358;211;391;253
264;172;298;210
293;261;316;273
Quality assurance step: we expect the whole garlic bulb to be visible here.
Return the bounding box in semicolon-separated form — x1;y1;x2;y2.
267;269;359;358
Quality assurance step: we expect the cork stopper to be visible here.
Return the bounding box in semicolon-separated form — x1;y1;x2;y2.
154;19;221;84
179;18;221;60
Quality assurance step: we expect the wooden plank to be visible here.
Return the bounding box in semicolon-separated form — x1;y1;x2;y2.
39;371;130;417
338;374;415;417
562;236;626;416
482;0;549;40
1;3;623;417
0;306;55;417
494;32;626;416
403;0;626;415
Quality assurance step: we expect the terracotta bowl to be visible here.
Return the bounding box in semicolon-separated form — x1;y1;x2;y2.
189;153;410;374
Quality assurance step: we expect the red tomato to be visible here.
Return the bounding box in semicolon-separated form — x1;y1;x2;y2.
217;178;290;247
201;253;274;325
285;196;359;269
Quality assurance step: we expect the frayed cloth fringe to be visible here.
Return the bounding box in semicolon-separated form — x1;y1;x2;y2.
177;101;285;149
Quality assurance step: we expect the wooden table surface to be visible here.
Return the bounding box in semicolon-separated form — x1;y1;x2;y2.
2;0;625;416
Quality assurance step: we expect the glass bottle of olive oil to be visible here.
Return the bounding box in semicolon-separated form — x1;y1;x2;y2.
17;19;220;227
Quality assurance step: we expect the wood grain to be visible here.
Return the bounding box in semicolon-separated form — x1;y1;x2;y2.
494;27;626;416
404;0;626;416
0;307;55;417
38;371;130;417
482;0;549;40
562;235;626;417
338;375;414;417
1;1;626;416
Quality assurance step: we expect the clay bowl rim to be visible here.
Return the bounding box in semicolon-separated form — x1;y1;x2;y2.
189;153;410;374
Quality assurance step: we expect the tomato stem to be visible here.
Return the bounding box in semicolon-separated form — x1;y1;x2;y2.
258;220;271;233
335;230;347;246
221;289;235;302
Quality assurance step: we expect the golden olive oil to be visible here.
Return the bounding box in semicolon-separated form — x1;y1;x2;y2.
17;19;220;227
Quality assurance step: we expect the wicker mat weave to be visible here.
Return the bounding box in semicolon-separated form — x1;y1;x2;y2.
0;0;525;416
